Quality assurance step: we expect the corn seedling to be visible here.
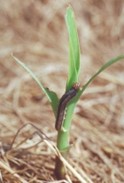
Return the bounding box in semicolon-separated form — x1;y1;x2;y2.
12;6;124;180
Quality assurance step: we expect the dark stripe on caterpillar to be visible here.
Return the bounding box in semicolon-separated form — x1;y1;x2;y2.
55;82;80;130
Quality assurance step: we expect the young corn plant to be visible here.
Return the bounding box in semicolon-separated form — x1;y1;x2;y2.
12;7;124;180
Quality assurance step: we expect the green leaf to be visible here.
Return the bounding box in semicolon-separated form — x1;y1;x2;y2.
65;6;80;90
45;88;59;116
78;55;124;98
12;55;59;115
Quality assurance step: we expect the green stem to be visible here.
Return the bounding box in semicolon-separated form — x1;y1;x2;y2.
57;129;69;150
55;129;70;179
55;102;76;179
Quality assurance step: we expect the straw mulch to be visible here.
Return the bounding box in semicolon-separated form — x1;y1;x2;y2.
0;0;124;182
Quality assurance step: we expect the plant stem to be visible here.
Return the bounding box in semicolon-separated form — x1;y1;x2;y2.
55;129;70;179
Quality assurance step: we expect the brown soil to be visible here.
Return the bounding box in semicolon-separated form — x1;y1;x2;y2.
0;0;124;182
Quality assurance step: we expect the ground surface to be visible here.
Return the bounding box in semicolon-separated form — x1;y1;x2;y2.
0;0;124;183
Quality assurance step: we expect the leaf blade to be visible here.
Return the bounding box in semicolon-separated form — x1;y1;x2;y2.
65;6;80;90
79;55;124;97
12;55;59;114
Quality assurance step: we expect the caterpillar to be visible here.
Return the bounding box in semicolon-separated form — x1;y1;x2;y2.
55;83;80;130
